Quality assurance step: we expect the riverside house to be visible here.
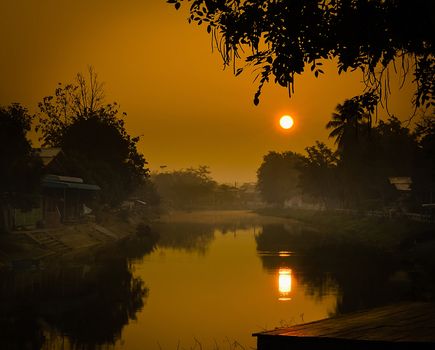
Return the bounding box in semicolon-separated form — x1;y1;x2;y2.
2;148;100;231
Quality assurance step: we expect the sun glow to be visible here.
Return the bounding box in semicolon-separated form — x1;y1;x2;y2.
279;115;294;129
278;268;292;301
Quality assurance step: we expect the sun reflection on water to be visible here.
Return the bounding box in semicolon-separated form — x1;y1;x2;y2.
278;268;292;301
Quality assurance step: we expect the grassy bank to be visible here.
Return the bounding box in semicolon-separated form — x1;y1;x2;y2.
255;207;435;251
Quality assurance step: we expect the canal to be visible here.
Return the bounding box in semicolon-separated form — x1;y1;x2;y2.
0;210;421;349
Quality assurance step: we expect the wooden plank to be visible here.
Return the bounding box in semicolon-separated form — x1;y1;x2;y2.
254;303;435;350
256;335;435;350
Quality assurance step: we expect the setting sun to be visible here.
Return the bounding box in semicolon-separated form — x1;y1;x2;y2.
279;115;294;129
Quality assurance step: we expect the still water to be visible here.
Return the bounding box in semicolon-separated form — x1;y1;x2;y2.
0;211;416;349
121;222;337;349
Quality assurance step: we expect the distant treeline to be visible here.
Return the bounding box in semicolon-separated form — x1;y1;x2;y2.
258;100;435;212
152;166;258;210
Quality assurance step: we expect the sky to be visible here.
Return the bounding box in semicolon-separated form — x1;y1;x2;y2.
0;0;417;183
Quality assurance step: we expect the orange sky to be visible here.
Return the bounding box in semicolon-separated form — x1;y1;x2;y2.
0;0;417;183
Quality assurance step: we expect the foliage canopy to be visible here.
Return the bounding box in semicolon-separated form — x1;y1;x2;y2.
169;0;434;108
153;166;216;209
0;104;42;206
257;151;304;206
37;69;149;205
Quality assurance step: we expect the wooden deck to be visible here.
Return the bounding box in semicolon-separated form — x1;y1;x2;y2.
253;302;435;349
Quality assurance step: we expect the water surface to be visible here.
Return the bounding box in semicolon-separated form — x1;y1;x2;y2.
122;220;337;349
1;210;419;349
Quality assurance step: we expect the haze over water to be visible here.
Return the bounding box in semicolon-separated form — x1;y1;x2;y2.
121;223;337;349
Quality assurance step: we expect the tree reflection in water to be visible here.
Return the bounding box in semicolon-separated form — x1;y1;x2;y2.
256;223;432;316
0;233;158;350
153;221;253;254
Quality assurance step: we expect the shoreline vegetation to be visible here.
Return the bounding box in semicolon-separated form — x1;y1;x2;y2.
255;207;435;251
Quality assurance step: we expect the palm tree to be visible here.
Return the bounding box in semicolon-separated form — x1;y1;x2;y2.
326;99;369;151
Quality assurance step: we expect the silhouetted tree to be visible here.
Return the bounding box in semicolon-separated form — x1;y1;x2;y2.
413;114;435;204
37;70;149;205
361;117;418;207
257;151;304;206
214;183;242;209
300;141;339;208
153;166;217;209
373;117;417;175
326;94;376;152
37;67;104;145
0;104;42;230
132;178;161;207
61;114;148;205
169;0;434;108
325;95;378;208
327;114;419;209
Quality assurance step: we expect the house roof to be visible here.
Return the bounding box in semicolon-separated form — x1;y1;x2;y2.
44;174;83;183
42;180;101;191
34;148;62;166
42;174;100;191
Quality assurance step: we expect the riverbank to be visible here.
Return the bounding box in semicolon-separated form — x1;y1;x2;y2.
255;207;435;251
0;212;149;270
256;207;435;300
156;209;293;225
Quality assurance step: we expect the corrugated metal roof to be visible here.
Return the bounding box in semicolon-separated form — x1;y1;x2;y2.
44;174;83;183
42;180;100;191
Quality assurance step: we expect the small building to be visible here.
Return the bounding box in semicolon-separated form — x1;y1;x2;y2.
41;174;100;226
10;148;101;230
12;174;100;230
